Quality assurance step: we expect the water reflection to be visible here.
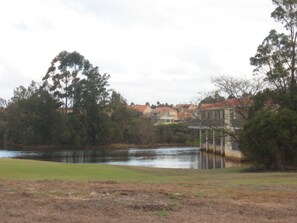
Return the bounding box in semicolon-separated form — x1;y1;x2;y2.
199;152;226;169
0;147;242;169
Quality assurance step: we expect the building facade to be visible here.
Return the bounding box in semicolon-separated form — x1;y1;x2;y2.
189;98;251;160
150;106;179;124
175;104;197;121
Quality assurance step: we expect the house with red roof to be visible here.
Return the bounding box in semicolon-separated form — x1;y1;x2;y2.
175;104;197;121
129;104;152;117
150;106;179;124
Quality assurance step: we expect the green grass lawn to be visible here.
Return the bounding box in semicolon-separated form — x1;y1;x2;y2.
0;158;297;186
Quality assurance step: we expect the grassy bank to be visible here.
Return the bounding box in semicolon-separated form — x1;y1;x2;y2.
0;158;297;186
1;159;297;222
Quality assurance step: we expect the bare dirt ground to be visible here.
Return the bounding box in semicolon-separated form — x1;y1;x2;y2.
0;180;296;223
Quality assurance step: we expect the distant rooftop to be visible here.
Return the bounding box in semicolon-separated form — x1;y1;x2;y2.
199;98;252;110
152;106;176;113
130;104;151;113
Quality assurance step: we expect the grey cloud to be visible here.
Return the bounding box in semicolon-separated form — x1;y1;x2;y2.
0;61;32;100
94;59;128;74
179;46;220;72
13;17;54;32
64;0;128;20
162;66;189;76
63;0;176;29
109;70;208;104
13;21;30;31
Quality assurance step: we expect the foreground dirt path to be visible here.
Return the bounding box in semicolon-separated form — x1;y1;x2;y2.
0;180;296;223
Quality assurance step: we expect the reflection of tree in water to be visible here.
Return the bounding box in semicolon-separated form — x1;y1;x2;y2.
128;150;157;159
62;149;131;163
6;148;243;169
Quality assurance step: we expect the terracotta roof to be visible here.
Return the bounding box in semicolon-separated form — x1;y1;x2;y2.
199;103;223;110
199;98;252;110
177;113;192;119
130;105;150;113
175;104;191;108
225;98;252;106
152;106;176;113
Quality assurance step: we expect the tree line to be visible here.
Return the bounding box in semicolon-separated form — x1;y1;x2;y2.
0;51;196;148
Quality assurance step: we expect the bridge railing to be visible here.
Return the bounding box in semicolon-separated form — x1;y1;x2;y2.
187;118;245;130
187;119;224;128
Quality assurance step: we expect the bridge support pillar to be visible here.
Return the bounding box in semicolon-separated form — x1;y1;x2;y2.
205;151;209;169
206;130;209;152
199;129;202;149
213;130;216;154
220;132;224;156
221;156;224;168
199;149;202;169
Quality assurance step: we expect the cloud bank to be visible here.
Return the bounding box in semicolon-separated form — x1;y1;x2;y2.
0;0;275;104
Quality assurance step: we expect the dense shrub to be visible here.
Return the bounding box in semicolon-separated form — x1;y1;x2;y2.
155;123;197;145
240;109;297;169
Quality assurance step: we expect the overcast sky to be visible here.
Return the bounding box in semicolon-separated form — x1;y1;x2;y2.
0;0;276;104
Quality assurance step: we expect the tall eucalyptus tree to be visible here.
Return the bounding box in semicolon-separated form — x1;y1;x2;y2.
250;0;297;109
42;51;89;114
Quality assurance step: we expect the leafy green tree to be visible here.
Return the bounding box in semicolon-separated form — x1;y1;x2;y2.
248;89;276;117
42;51;89;114
250;0;297;110
240;1;297;170
6;82;63;145
155;124;196;145
0;98;7;144
42;51;111;146
108;91;129;143
108;91;156;145
123;117;156;145
240;109;297;169
77;66;110;145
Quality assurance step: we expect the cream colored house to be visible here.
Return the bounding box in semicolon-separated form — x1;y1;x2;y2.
175;104;197;121
151;106;179;124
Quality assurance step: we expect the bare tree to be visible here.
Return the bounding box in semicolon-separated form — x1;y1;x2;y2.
211;75;265;119
193;75;265;144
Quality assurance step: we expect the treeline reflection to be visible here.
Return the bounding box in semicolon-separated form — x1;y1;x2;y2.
4;147;242;169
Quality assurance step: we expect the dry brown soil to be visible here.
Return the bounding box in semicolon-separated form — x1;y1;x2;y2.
0;180;296;223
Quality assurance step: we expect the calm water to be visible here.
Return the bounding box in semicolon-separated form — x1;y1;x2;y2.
0;147;241;169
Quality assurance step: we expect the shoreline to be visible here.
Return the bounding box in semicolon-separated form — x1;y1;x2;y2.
2;143;197;151
1;143;247;163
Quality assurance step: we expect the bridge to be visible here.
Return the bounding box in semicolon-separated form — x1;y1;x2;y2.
187;120;244;160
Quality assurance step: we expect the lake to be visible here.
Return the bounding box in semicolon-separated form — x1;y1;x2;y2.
0;147;242;169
